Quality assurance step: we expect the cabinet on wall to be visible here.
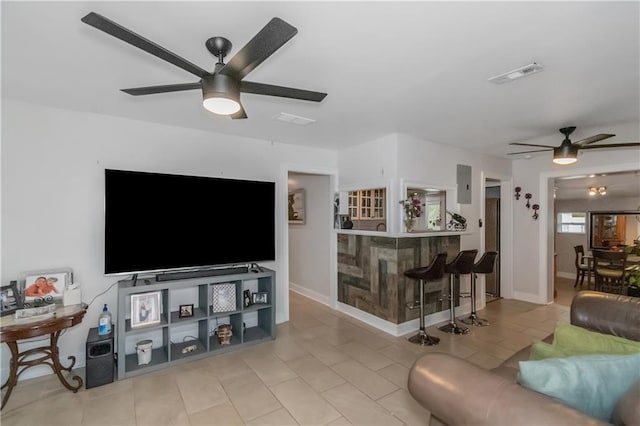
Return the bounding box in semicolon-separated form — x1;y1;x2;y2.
116;268;275;379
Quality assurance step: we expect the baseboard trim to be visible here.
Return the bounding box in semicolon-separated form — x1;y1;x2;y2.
336;300;472;337
289;282;330;307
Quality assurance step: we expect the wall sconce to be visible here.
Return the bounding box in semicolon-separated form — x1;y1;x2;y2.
589;186;607;196
514;187;521;200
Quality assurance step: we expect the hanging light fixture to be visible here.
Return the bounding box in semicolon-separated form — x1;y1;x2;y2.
589;187;597;196
553;142;578;165
598;186;607;195
202;74;241;115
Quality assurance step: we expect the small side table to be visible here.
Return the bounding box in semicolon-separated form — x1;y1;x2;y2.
0;303;87;410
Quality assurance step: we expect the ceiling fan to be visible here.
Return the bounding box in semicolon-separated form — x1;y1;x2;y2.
80;12;327;119
508;126;640;165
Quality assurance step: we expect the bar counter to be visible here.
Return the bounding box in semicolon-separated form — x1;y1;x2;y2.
336;230;470;324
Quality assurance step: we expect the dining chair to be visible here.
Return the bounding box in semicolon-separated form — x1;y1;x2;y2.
592;249;628;294
573;245;590;288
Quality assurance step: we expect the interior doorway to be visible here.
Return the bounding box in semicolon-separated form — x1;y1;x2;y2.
485;178;501;302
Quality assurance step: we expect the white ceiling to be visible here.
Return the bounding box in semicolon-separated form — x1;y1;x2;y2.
2;1;639;160
554;170;640;201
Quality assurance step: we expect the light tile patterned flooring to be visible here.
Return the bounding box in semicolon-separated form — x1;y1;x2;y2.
1;281;579;425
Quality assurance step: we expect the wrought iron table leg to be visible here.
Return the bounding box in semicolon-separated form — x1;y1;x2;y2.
1;341;20;410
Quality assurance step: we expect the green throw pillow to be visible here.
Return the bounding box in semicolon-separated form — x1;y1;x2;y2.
518;353;640;422
529;322;640;360
554;322;640;354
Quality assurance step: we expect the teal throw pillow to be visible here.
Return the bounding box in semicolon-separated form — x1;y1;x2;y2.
518;352;640;422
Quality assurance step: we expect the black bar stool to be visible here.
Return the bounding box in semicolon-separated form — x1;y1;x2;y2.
462;251;498;327
439;249;477;335
404;252;448;346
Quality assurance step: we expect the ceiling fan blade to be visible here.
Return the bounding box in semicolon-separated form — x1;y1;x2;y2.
121;82;201;96
219;17;297;80
231;104;248;119
573;134;615;146
241;81;326;102
507;148;554;155
81;12;208;79
509;142;556;148
580;143;640;149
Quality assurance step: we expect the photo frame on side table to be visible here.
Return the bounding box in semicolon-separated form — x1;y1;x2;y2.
18;268;72;307
131;291;162;328
1;281;22;316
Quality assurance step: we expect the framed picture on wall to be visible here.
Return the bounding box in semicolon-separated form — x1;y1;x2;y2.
288;189;306;224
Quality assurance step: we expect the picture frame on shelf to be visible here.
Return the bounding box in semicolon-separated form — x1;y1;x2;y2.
131;291;162;328
252;291;268;305
211;283;236;313
1;281;22;317
243;289;252;308
19;268;72;307
288;189;306;224
179;304;194;318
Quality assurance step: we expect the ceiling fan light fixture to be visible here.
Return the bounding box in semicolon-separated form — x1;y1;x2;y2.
553;144;578;165
202;74;241;115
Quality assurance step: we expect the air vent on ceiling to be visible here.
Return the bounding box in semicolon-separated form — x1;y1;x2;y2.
273;112;316;126
488;62;543;84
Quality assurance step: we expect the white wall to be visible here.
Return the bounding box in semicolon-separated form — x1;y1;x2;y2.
1;100;338;381
555;196;640;276
288;172;331;304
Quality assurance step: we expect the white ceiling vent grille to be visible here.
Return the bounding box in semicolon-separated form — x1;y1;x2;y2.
488;62;543;84
273;112;316;126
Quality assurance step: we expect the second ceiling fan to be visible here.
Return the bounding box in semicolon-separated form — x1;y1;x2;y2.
508;126;640;165
81;12;327;119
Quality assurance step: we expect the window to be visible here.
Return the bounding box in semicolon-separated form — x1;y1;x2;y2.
557;212;586;233
347;188;386;220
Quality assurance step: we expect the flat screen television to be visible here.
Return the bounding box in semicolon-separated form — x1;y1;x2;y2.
104;169;275;275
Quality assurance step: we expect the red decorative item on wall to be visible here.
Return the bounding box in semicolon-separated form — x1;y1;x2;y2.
514;187;521;200
525;193;532;208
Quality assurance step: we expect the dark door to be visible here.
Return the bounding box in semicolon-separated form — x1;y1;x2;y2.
485;197;500;297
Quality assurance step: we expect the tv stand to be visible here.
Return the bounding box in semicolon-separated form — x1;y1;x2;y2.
117;267;275;380
156;266;249;282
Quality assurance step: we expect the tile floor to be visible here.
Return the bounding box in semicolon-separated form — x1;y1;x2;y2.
1;280;580;425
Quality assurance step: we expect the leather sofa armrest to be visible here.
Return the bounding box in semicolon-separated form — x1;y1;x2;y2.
571;291;640;341
408;353;607;426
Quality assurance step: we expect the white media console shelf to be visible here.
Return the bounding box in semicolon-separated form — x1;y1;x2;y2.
116;267;275;379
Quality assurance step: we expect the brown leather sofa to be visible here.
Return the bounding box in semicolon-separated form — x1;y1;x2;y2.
408;291;640;425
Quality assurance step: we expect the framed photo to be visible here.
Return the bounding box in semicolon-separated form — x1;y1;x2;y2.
243;289;252;308
252;291;268;305
1;281;22;317
131;291;162;328
19;268;72;306
288;189;306;224
212;283;236;313
179;303;194;318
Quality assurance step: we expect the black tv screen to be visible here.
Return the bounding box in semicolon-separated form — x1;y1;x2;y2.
104;169;275;275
